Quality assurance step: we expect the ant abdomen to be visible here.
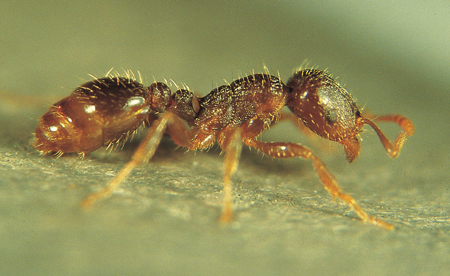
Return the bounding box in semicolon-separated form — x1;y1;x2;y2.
34;77;157;156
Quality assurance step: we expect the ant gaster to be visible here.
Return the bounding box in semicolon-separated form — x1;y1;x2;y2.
34;68;414;229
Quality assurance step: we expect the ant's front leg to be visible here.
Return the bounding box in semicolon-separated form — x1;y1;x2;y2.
244;137;394;230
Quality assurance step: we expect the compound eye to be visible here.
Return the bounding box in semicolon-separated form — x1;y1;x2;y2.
325;109;338;124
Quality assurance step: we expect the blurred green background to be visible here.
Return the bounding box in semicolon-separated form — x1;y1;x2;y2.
0;1;449;275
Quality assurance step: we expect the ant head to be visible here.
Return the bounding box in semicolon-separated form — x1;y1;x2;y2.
286;69;363;162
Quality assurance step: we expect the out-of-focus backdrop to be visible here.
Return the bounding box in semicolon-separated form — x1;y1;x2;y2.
0;1;449;275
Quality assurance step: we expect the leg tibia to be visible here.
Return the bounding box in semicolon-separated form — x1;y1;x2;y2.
219;128;243;223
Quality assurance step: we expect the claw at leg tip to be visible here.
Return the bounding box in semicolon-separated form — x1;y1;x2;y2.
219;209;234;224
370;217;394;230
80;197;95;210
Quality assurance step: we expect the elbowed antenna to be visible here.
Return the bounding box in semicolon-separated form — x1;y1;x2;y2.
356;114;414;158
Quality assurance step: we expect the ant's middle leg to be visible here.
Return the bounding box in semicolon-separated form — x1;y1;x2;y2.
169;119;244;223
217;128;243;223
244;138;394;229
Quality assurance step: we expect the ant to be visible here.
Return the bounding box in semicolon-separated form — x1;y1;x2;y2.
33;68;414;229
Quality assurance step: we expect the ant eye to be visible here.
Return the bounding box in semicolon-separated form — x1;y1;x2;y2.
325;109;338;124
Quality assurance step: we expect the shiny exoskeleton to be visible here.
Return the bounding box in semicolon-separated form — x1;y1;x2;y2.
34;68;414;229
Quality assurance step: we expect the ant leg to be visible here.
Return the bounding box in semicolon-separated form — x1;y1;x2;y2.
81;112;175;208
168;118;244;223
165;116;193;148
169;121;243;223
244;138;394;229
218;128;243;223
358;114;414;158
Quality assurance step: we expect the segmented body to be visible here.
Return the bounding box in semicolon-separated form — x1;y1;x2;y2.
34;73;288;155
33;68;414;229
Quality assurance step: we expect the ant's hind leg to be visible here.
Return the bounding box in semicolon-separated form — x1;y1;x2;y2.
81;112;175;208
244;138;394;230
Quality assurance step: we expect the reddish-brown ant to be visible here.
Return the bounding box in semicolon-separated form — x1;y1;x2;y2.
34;68;414;229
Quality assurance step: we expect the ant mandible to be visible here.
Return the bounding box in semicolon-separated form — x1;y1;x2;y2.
33;68;414;229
